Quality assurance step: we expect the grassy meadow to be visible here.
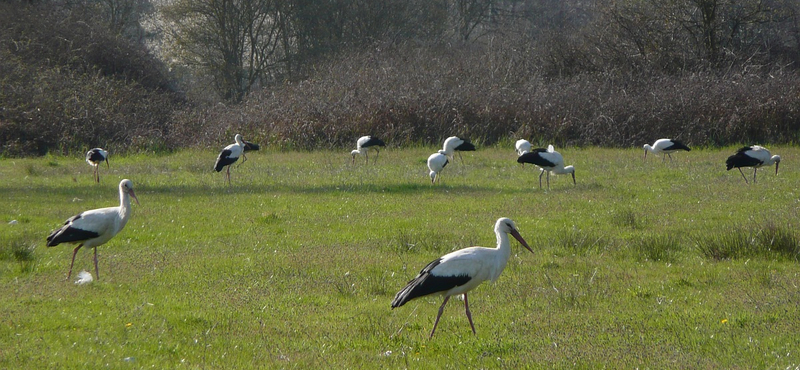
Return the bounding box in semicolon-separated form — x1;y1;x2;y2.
1;145;799;369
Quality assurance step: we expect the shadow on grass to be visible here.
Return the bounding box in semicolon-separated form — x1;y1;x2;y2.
3;181;604;198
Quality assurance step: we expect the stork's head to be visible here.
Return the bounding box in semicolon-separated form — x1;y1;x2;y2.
565;165;576;184
773;155;781;174
495;218;532;253
120;179;140;205
643;144;653;159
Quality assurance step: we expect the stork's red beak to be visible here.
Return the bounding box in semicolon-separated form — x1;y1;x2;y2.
129;189;141;206
510;229;533;253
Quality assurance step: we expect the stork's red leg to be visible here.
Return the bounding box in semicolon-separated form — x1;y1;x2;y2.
738;168;749;183
538;169;544;189
68;244;83;280
463;293;476;335
93;247;99;279
430;296;451;339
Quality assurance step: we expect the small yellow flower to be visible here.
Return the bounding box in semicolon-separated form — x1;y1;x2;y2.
126;322;133;328
721;319;728;324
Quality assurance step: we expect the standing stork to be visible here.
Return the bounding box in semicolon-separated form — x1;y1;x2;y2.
643;139;691;162
427;151;449;184
515;139;532;156
214;134;246;185
86;148;109;183
442;136;476;162
391;217;532;339
516;145;576;189
726;145;781;183
46;179;140;280
351;136;386;165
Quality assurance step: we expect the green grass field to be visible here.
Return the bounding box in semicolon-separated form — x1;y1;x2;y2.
1;145;799;369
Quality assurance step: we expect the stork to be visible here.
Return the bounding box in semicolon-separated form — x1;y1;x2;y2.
46;179;140;280
351;136;386;165
427;151;449;184
725;145;781;183
442;136;476;162
214;134;246;185
516;145;576;189
643;139;691;162
515;139;532;156
391;217;532;339
85;148;109;183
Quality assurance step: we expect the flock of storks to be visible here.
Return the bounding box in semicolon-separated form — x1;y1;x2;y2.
43;135;782;338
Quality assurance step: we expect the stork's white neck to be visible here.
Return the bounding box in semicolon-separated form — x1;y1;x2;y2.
551;165;574;174
489;229;512;282
118;186;132;229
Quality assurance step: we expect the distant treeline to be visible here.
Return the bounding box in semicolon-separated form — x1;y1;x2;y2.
1;1;798;156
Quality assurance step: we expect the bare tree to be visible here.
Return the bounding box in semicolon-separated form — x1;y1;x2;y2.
161;0;282;102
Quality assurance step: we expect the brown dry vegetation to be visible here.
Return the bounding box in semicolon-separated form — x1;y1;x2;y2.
185;45;800;150
1;1;799;156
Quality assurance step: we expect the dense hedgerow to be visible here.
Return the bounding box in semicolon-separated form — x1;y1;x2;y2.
174;45;800;150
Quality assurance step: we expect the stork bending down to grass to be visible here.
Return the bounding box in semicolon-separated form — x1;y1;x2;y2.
516;145;576;190
725;145;781;183
86;148;109;183
46;179;140;280
391;217;532;339
427;151;449;184
643;139;691;162
351;136;386;165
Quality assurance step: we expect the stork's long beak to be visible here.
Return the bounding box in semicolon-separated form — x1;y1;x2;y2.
572;172;576;185
510;229;533;253
775;161;780;175
643;150;647;160
105;158;110;169
129;189;141;206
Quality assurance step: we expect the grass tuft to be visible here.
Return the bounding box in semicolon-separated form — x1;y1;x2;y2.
633;233;683;262
1;233;37;273
694;222;799;261
611;207;645;230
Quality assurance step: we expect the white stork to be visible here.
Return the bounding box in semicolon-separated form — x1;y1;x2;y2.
351;136;386;165
516;145;576;189
643;139;691;162
427;151;449;184
442;136;476;162
726;145;781;183
46;179;140;280
515;139;532;156
85;148;109;183
214;134;246;185
391;217;532;339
